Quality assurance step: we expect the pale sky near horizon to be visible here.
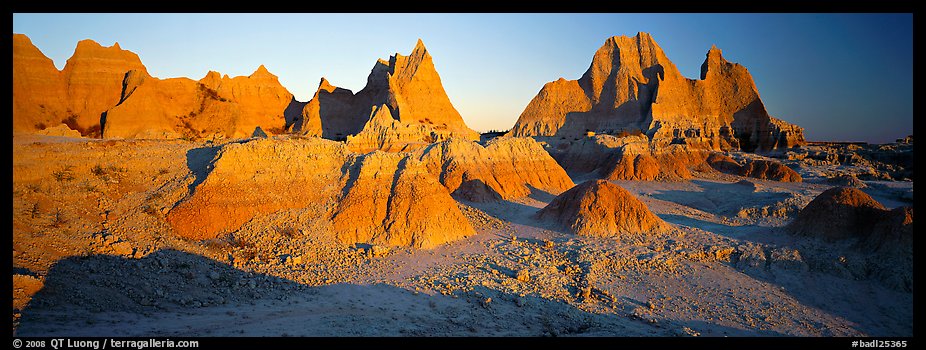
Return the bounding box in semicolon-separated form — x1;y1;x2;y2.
12;13;913;143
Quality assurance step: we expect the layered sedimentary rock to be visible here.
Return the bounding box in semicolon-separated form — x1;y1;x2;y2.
545;134;712;181
13;34;299;140
296;39;480;149
62;39;149;135
536;180;667;237
510;32;805;152
13;34;146;136
103;66;297;139
166;138;475;248
12;34;68;133
415;137;575;201
331;151;476;249
167;136;569;247
706;153;803;182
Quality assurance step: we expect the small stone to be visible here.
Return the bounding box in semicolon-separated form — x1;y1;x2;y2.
111;241;134;256
515;269;530;283
371;245;391;258
208;271;221;280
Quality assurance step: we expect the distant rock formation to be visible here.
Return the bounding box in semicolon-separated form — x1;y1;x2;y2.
510;32;805;152
13;34;300;140
104;65;297;140
536;180;667;237
416;137;575;201
168;136;570;247
13;34;146;136
706;153;803;182
34;124;82;138
295;39;480;149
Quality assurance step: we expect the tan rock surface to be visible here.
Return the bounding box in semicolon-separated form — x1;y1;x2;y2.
416;137;575;201
510;33;805;152
13;34;68;134
34;124;82;138
104;66;295;140
167;138;350;240
331;151;476;249
536;180;668;237
167;138;475;248
706;153;802;182
61;39;149;135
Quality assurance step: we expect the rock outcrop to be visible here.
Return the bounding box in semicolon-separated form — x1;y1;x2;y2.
544;134;713;181
13;34;146;136
168;136;571;245
34;124;82;138
296;40;480;149
788;187;889;241
13;34;300;140
706;153;803;182
62;39;149;135
331;151;476;249
166;138;475;248
13;34;68;133
536;180;667;237
103;66;297;140
510;32;805;152
416;137;575;201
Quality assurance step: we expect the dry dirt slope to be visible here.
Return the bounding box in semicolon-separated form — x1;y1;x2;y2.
12;134;912;337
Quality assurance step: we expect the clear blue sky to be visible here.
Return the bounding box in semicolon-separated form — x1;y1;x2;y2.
13;13;912;143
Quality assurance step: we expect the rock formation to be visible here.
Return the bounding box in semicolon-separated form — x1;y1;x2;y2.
166;138;475;248
788;187;889;241
536;180;667;237
544;134;713;181
13;34;68;133
13;34;146;136
331;151;476;248
103;66;297;139
706;153;803;182
62;39;149;135
510;32;805;152
416;137;575;201
295;39;480;149
13;34;299;140
167;136;571;247
34;124;82;138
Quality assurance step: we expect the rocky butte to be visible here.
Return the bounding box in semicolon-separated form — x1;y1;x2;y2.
13;34;148;137
12;34;302;140
509;32;805;152
293;39;481;152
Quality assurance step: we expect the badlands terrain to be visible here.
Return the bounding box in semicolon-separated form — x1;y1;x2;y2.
12;32;913;337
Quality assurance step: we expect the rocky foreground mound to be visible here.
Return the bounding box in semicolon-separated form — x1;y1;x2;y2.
536;180;667;237
168;136;571;247
295;39;480;150
788;187;912;249
510;32;805;152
